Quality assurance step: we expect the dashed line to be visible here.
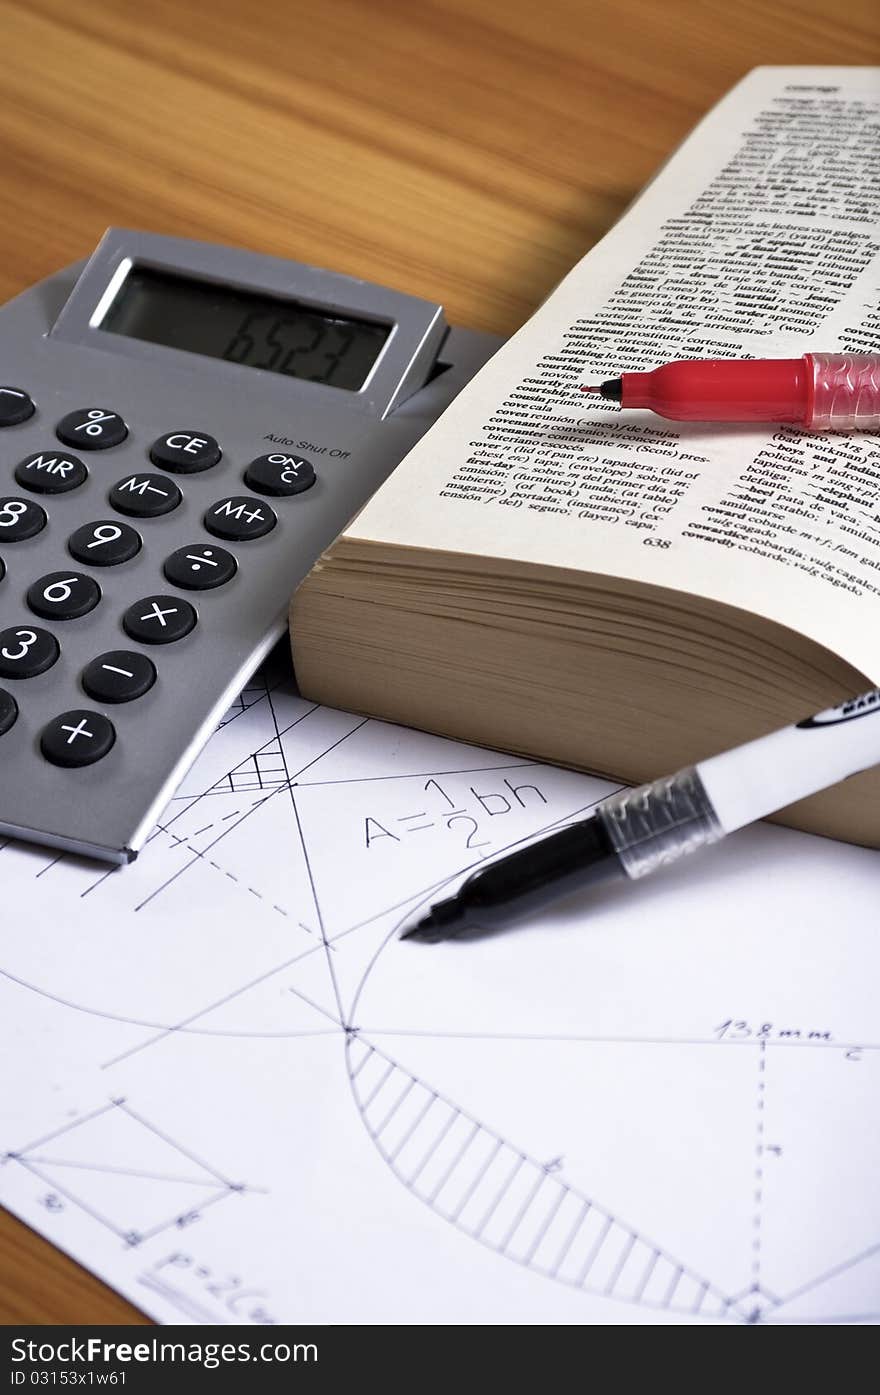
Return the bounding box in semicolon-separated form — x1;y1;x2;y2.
752;1039;767;1281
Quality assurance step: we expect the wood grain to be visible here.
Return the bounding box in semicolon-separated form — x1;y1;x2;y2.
0;0;877;1325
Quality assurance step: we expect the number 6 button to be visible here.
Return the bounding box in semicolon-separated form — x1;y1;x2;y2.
0;626;60;679
28;572;101;620
69;520;142;566
123;595;197;644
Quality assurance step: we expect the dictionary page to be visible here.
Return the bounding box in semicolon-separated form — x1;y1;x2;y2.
349;66;880;683
1;668;878;1325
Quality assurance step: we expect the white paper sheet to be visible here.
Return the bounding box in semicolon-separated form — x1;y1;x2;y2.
1;663;878;1325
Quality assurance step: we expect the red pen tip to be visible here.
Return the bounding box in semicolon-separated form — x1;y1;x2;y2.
580;385;603;393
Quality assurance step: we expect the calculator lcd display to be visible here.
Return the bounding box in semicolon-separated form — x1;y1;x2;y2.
101;267;391;391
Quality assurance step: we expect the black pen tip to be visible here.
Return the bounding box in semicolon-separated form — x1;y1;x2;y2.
399;894;466;942
580;378;622;401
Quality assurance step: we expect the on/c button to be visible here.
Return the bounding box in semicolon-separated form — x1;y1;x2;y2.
149;431;221;474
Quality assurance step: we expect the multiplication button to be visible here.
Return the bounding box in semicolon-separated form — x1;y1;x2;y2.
0;388;35;427
28;572;101;621
0;689;18;736
57;408;128;450
0;498;47;541
15;451;88;494
40;710;115;768
123;595;197;645
150;431;221;474
110;473;182;518
82;650;156;704
164;544;236;590
204;496;276;540
244;453;316;496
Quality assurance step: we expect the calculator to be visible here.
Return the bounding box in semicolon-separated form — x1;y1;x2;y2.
0;229;500;862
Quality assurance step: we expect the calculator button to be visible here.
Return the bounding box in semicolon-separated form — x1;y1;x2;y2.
82;650;156;704
163;544;237;590
0;387;35;427
122;595;197;645
109;473;182;518
40;710;115;768
0;497;47;541
56;407;128;449
0;688;18;735
56;408;128;451
150;431;221;474
27;571;101;621
244;453;316;497
15;451;88;494
204;496;276;540
0;626;59;679
68;520;142;566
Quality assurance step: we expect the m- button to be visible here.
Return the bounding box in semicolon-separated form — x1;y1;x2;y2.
150;431;221;474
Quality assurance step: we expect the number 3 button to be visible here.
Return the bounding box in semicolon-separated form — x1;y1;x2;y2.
0;626;60;679
28;571;101;620
69;520;142;566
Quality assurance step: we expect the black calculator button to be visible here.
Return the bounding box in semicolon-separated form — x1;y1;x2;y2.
244;452;316;497
164;544;237;591
68;520;142;566
0;626;59;679
0;557;4;584
15;450;88;494
27;571;101;621
204;495;276;541
0;497;47;541
0;387;35;427
109;473;182;518
56;408;128;451
40;710;115;768
150;431;221;474
82;650;156;704
0;688;18;736
123;595;197;645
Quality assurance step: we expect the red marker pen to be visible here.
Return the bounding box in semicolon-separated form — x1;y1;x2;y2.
581;353;880;430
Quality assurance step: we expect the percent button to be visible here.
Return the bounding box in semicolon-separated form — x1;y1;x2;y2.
57;408;128;451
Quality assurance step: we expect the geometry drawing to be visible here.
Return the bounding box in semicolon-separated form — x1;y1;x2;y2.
3;1098;250;1249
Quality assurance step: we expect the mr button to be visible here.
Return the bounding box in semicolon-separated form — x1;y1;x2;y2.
150;431;221;474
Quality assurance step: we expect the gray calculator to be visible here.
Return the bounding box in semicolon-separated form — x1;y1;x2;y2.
0;229;500;862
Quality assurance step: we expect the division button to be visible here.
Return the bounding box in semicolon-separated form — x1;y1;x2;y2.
40;710;115;768
204;495;276;541
0;625;60;679
244;452;316;497
0;387;35;427
82;650;156;704
56;408;128;450
0;688;18;736
109;473;182;518
122;595;197;645
27;571;101;621
68;520;142;566
150;431;221;474
0;497;47;541
163;544;237;590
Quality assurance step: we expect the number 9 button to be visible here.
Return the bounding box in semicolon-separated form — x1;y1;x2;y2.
68;520;142;566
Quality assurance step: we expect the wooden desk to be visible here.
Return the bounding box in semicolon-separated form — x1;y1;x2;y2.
0;0;877;1325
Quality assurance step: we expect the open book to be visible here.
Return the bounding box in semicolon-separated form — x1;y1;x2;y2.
292;66;880;848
